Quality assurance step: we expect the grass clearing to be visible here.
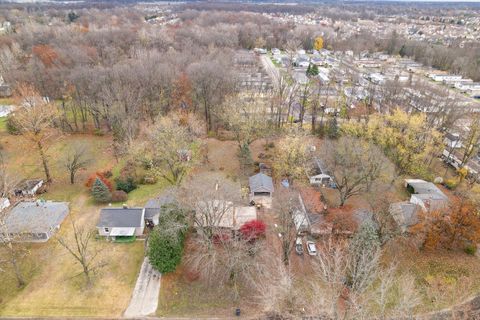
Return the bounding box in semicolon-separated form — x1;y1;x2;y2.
0;131;146;317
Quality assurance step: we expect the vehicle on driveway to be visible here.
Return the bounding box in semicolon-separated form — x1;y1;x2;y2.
295;237;304;255
306;241;317;256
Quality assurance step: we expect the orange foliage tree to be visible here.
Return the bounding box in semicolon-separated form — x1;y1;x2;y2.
32;45;60;68
85;172;113;191
414;200;480;250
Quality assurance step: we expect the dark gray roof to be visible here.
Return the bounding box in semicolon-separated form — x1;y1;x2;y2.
5;201;69;233
97;208;144;228
144;191;176;219
249;173;274;193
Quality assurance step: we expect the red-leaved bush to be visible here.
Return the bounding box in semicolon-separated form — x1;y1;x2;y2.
240;219;266;241
85;172;113;191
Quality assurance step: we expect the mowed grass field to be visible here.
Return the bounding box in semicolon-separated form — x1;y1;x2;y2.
0;127;166;316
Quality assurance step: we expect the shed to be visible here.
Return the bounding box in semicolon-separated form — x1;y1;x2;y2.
14;179;43;197
97;207;145;238
2;201;69;242
249;173;274;197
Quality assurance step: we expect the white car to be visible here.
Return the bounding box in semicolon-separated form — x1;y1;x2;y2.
295;237;304;255
306;241;317;256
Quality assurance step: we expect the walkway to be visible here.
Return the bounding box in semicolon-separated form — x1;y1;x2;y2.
123;257;161;318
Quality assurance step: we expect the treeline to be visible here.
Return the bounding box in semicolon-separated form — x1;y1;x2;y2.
384;32;480;81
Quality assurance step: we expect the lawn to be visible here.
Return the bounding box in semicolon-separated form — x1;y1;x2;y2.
0;131;148;317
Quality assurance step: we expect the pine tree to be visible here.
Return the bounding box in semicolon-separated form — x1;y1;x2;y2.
91;177;111;203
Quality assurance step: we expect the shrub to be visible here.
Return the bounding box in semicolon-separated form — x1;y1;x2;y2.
443;179;458;190
91;178;111;203
6;116;20;135
143;175;157;185
240;219;267;242
464;244;477;255
148;230;184;273
111;190;128;202
115;177;137;193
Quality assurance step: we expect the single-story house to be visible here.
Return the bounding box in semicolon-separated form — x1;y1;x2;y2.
1;201;69;242
13;179;43;197
404;179;449;213
389;202;420;233
97;207;145;239
0;197;10;211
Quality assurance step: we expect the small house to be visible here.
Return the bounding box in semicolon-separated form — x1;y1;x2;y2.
1;201;69;242
194;200;257;232
13;179;43;197
97;207;145;239
249;173;274;198
444;133;462;149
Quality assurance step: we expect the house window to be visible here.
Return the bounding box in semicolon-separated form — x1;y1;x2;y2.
104;227;110;233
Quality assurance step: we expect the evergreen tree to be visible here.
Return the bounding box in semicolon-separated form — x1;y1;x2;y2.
326;116;339;139
91;177;111;203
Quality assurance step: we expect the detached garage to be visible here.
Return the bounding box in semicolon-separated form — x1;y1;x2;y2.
249;173;274;197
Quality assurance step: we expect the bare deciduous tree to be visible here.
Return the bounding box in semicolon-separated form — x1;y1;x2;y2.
323;137;389;207
56;220;103;287
64;143;92;184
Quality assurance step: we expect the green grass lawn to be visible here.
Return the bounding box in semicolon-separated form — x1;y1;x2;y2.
0;117;7;133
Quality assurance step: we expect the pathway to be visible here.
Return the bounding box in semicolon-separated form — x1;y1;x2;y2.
123;257;161;318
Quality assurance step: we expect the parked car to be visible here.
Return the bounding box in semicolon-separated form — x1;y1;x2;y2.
306;241;317;256
295;237;304;255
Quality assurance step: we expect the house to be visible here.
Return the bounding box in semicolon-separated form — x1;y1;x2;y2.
389;202;420;233
97;206;145;239
309;158;334;187
0;197;10;211
1;201;69;242
444;132;462;149
404;179;449;212
13;179;44;197
249;173;274;208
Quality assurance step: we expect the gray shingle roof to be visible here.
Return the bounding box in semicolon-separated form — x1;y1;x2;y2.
389;202;419;231
97;208;144;228
5;201;69;233
249;173;274;193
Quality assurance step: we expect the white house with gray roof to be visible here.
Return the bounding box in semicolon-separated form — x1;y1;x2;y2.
97;207;145;239
2;201;69;242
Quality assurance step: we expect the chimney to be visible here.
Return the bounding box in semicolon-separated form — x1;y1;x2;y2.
122;204;128;209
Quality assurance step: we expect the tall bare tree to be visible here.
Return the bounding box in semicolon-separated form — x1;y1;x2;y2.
56;220;103;287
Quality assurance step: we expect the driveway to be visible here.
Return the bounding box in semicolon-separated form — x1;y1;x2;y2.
124;257;161;318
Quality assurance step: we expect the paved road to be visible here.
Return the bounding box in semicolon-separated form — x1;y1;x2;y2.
260;55;281;89
123;257;161;318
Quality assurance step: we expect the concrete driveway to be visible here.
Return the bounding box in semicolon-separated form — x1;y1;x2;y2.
124;257;161;318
